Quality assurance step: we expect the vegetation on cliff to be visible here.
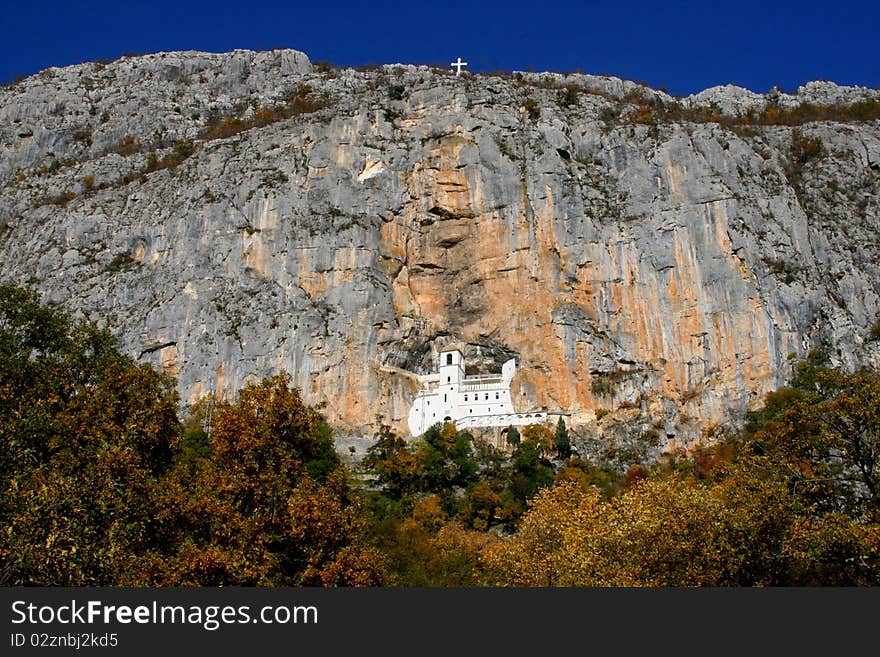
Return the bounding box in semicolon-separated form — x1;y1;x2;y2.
1;284;878;586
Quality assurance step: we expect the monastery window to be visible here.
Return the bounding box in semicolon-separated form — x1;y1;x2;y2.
446;354;453;365
447;376;450;383
469;409;472;414
464;394;468;401
495;392;499;400
444;394;447;402
485;393;489;400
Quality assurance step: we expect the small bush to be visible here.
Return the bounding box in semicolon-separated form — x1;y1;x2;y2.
201;116;249;140
37;158;77;176
82;175;95;192
631;106;656;124
556;85;579;108
388;84;406;101
72;128;92;145
259;170;288;190
495;138;519;161
284;84;327;115
762;257;800;285
523;97;541;120
199;85;327;143
591;369;635;398
144;140;195;173
108;135;141;157
44;190;76;206
105;253;135;273
789;129;825;165
598;106;619;124
608;92;880;131
313;60;340;74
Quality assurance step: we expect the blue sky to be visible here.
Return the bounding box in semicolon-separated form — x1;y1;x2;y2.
1;1;877;96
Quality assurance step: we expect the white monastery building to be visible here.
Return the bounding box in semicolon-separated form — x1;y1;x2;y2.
407;346;547;437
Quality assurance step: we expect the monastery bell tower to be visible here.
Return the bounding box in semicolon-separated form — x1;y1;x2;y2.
438;345;465;388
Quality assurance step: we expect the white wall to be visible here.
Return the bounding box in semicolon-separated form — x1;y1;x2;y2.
407;350;527;436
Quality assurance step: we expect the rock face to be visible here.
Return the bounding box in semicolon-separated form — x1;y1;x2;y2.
1;49;879;457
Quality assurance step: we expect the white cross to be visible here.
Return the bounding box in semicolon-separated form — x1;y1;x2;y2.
450;57;468;76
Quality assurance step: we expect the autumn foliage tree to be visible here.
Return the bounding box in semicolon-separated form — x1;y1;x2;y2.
484;471;879;586
484;357;880;586
0;285;385;586
744;356;880;519
0;284;179;585
154;374;387;586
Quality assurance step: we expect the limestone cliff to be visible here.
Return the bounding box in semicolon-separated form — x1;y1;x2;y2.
1;49;879;458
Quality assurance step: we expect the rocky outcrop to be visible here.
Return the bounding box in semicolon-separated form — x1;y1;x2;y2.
1;49;879;457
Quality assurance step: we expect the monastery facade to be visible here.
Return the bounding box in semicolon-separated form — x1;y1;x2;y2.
407;346;547;437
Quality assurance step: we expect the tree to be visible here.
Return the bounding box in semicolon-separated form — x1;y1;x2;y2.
521;424;554;454
508;428;555;505
160;375;386;586
556;85;579;108
485;354;880;587
413;422;478;496
0;284;386;586
506;425;520;447
745;359;880;519
0;284;180;585
466;480;504;530
485;472;880;586
363;426;419;499
554;417;572;459
482;481;607;586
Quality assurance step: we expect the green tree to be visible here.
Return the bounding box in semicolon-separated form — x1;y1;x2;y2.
414;422;478;496
506;425;520;446
554;417;572;459
387;84;406;101
363;426;418;499
508;429;555;505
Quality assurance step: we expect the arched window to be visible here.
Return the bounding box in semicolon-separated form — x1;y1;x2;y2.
446;354;453;365
495;392;499;400
464;394;468;401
